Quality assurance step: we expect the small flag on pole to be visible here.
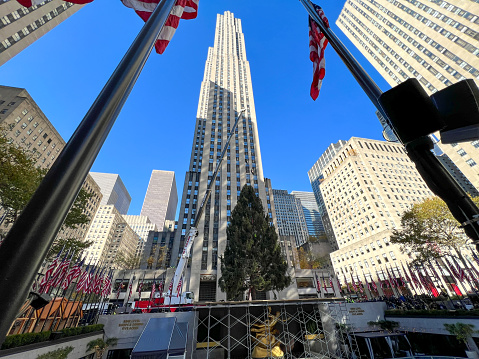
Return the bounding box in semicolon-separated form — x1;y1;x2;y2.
121;0;199;54
17;0;93;8
315;273;321;293
39;250;62;293
308;2;329;100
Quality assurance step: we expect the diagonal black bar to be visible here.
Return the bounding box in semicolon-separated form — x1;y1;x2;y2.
0;0;177;344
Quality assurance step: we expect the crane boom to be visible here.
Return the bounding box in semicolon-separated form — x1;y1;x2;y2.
169;109;246;295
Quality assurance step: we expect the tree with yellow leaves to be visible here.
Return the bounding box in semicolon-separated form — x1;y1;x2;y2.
390;196;478;265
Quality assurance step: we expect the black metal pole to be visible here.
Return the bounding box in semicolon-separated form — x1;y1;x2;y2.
0;0;176;344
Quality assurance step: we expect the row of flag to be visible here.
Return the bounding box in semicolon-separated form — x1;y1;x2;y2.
336;254;479;298
38;249;113;298
16;0;329;100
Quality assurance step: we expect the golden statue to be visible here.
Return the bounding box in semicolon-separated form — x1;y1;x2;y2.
251;307;291;358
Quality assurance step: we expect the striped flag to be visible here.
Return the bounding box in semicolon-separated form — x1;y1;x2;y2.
61;258;83;290
93;269;104;295
308;2;329;100
150;281;157;302
84;266;96;294
39;250;62;293
51;253;72;288
329;276;334;289
315;273;321;293
101;271;113;298
17;0;93;8
121;0;199;54
76;265;89;292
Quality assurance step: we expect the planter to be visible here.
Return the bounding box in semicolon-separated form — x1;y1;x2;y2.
466;350;479;358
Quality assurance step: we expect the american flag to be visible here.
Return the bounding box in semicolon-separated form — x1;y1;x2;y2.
51;253;72;288
350;273;357;292
126;278;134;303
158;280;165;295
138;277;144;299
445;257;461;282
401;262;411;285
451;257;467;282
101;272;113;298
62;258;84;290
329;276;334;289
93;269;104;295
17;0;93;8
76;265;90;292
149;281;156;302
370;279;378;292
315;273;321;293
84;266;96;294
408;263;420;287
121;0;199;54
168;279;174;295
308;2;329;100
39;251;62;293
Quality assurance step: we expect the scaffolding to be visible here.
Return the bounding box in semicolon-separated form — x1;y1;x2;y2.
194;298;360;359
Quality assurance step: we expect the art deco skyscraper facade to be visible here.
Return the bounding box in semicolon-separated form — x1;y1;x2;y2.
89;172;131;215
0;0;84;66
171;11;275;302
273;190;309;247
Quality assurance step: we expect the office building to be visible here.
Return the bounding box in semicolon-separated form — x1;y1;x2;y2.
55;174;103;245
319;137;435;289
291;190;324;237
171;11;277;302
122;215;158;257
140;227;176;270
336;0;479;94
336;0;479;190
273;189;309;247
308;141;347;250
0;0;84;66
140;170;177;229
83;205;138;268
89;172;131;215
0;85;65;168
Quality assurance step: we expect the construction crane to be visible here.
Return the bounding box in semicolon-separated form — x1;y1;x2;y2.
163;108;246;305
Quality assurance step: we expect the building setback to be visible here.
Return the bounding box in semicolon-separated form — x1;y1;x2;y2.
140;170;177;230
122;215;158;258
308;141;347;251
336;0;479;190
171;11;276;302
89;172;131;215
0;0;84;66
319;137;434;289
272;189;309;247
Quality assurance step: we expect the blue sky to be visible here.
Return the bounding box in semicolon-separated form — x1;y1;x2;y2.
0;0;392;216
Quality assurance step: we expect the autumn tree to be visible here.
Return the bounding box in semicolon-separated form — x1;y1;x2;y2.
298;247;328;269
390;196;477;265
219;185;291;300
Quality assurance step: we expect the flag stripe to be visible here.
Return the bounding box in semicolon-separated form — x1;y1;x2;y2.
308;3;329;101
122;0;198;54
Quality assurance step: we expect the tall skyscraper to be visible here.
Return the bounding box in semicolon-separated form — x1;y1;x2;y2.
291;191;324;237
0;0;84;66
89;172;131;215
319;137;434;291
140;170;177;230
122;215;158;257
273;189;309;247
336;0;479;190
171;11;276;302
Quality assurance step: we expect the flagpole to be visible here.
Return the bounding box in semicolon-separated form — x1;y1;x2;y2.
0;0;178;344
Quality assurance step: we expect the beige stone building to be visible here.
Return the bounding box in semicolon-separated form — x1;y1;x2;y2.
0;0;84;66
55;174;103;247
122;214;158;257
320;137;435;288
0;85;65;169
336;0;479;191
84;205;139;269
